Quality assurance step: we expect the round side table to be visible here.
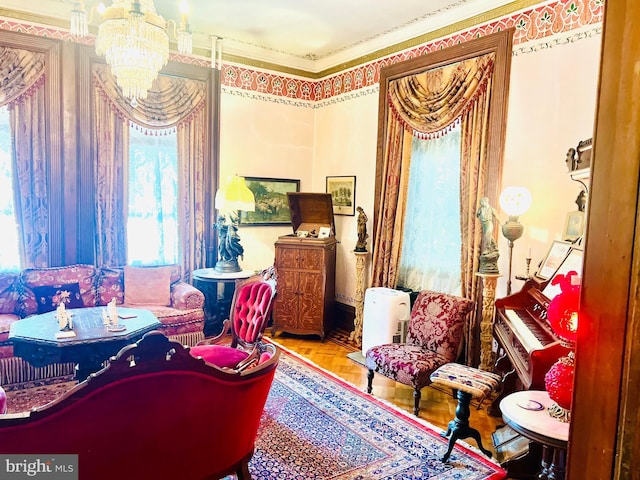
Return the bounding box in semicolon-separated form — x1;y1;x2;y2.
192;268;255;336
500;390;569;480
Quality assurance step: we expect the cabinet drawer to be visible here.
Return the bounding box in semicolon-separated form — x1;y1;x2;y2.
276;247;299;269
276;246;324;271
298;248;324;270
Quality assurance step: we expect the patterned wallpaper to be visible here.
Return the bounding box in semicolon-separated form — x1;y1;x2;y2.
221;0;603;103
0;0;603;103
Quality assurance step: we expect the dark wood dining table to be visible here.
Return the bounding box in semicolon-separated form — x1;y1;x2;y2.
9;306;161;381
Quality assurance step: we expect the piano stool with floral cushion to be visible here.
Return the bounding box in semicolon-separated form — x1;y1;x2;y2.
429;362;502;463
0;264;205;385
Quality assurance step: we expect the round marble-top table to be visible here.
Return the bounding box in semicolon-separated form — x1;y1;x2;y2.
500;390;569;480
192;268;255;336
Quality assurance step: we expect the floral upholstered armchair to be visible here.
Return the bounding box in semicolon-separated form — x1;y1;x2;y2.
365;290;474;416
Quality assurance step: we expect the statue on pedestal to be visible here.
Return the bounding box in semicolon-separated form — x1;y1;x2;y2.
476;197;500;274
355;206;368;252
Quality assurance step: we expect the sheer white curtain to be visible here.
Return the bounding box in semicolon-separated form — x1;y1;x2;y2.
397;124;462;295
0;106;20;271
127;127;179;265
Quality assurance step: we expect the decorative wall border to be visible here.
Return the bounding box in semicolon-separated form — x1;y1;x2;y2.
308;0;603;101
0;0;603;103
512;23;601;56
221;84;380;110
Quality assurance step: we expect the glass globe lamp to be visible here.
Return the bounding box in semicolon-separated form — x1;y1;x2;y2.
544;270;580;422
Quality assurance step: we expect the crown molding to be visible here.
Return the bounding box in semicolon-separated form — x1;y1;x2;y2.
0;0;558;79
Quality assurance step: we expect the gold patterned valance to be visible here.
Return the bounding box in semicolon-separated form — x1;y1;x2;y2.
388;52;495;139
0;47;45;107
93;63;206;132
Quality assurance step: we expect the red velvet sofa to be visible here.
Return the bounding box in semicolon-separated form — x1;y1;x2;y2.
0;331;279;480
0;264;205;385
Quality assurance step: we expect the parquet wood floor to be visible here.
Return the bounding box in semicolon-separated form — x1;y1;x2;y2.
265;331;505;457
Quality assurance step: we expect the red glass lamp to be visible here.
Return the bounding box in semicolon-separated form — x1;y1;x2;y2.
544;270;580;422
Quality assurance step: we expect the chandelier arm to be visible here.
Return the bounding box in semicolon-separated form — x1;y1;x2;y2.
167;18;178;38
166;17;193;54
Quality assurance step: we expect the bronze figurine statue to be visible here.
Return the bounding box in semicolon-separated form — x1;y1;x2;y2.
355;206;368;252
476;197;500;274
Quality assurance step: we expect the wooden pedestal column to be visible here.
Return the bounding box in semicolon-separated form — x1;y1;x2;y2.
476;273;500;372
349;251;368;348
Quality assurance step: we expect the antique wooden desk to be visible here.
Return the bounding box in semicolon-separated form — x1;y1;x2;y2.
191;268;254;336
500;390;569;480
9;307;160;381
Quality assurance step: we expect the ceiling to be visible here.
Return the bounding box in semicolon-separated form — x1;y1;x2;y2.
0;0;516;73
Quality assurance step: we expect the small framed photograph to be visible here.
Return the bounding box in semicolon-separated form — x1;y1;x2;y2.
536;240;572;280
326;176;356;216
318;227;331;239
562;211;585;242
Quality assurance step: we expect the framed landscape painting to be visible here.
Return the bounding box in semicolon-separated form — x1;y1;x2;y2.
239;177;300;226
326;175;356;216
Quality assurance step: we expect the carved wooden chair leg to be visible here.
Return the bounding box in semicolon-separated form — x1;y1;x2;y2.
413;388;421;416
366;369;374;393
236;460;251;480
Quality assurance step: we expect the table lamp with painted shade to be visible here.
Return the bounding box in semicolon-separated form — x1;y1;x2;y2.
213;176;255;273
544;270;580;423
499;186;532;295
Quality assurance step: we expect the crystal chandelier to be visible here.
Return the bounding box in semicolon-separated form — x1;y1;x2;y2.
70;1;193;101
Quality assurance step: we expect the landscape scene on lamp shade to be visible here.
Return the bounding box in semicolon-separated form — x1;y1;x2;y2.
240;177;300;225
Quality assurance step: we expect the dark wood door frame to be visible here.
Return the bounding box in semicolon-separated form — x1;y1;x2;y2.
567;2;640;478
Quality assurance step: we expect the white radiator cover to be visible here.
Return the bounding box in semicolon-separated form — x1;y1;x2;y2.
361;287;411;356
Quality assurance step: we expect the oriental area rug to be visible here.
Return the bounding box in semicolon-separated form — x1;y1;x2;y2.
248;344;506;480
4;347;505;480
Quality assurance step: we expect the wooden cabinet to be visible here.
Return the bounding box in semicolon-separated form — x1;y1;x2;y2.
272;238;336;339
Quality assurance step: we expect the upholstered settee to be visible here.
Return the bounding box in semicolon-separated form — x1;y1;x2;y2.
0;264;205;385
0;331;280;480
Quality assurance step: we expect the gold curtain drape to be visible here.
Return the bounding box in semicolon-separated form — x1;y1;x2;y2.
93;64;209;277
371;53;495;365
93;65;206;132
0;47;49;268
94;92;128;267
176;106;207;279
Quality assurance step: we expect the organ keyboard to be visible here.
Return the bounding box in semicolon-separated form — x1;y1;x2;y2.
490;277;570;416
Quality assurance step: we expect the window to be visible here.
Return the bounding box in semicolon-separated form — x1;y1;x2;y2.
0;106;20;271
397;125;462;295
127;127;179;265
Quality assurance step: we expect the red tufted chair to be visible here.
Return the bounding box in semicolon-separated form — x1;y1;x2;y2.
0;385;6;414
190;275;276;370
365;290;474;416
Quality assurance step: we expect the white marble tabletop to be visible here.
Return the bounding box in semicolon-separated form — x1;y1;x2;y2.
500;390;569;448
192;268;255;280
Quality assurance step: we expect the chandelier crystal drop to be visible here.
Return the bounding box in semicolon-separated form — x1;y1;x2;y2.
71;1;193;101
95;1;170;100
